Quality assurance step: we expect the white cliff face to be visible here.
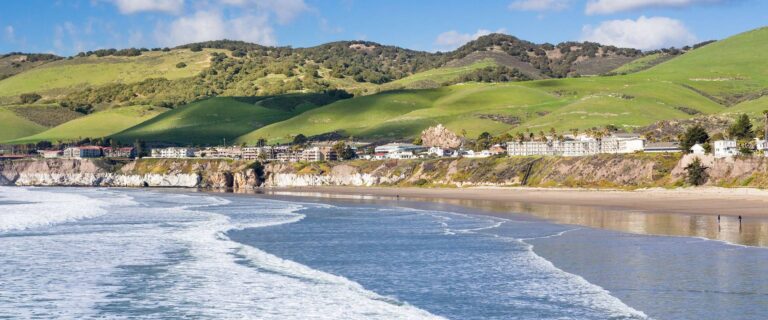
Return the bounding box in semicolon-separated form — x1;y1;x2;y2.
265;172;406;187
0;159;257;189
12;172;201;187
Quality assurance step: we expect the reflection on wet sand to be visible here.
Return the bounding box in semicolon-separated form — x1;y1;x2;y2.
262;190;768;248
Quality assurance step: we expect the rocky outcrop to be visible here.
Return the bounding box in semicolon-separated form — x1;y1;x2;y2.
420;124;463;149
0;158;260;189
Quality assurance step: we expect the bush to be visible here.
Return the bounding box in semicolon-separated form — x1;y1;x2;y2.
19;93;41;104
176;62;187;68
685;158;707;186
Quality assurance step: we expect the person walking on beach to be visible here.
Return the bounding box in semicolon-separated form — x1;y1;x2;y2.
717;215;721;224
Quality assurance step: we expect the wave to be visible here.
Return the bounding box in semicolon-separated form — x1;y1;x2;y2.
0;186;113;232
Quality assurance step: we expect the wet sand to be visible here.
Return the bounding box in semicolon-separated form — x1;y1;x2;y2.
263;186;768;247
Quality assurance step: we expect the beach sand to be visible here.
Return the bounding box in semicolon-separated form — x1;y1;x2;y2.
269;186;768;218
263;186;768;247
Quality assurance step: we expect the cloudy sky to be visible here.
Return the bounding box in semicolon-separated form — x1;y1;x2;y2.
1;0;765;55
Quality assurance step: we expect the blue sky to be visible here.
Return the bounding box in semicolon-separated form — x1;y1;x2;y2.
1;0;766;55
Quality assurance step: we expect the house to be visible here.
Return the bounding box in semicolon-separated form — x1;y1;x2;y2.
427;146;451;157
755;139;768;156
489;144;506;155
643;142;682;153
151;147;194;158
464;150;493;158
216;146;243;159
103;147;136;158
63;146;103;158
39;150;63;159
690;143;706;155
713;140;739;158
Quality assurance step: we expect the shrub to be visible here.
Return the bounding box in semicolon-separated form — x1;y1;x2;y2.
176;62;187;68
19;93;41;104
685;158;707;186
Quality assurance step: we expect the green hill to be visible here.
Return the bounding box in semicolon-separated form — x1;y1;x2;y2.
242;28;768;142
0;107;46;142
10;105;167;143
0;49;216;100
112;93;346;145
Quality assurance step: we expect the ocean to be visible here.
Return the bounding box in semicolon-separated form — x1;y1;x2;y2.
0;186;766;319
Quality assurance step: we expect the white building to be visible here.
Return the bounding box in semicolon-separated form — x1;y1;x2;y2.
301;147;324;162
39;150;63;158
386;151;417;160
713;140;738;158
464;150;493;158
151;147;194;158
756;139;768;156
374;143;426;154
643;142;682;153
427;146;450;157
690;143;706;155
63;146;103;158
507;134;644;157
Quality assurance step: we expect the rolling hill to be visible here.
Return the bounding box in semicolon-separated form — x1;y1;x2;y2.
0;49;217;102
110;93;347;145
0;107;47;142
11;105;168;144
2;27;767;146
239;27;768;143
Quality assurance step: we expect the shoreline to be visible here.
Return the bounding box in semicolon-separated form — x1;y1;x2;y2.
260;186;768;247
265;186;768;218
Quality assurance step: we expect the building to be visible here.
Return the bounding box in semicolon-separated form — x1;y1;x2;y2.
374;143;427;154
507;134;644;157
386;151;417;160
690;143;706;155
713;140;739;158
276;150;301;162
301;147;324;162
39;150;63;159
427;146;451;157
464;150;494;158
151;147;194;158
643;142;682;153
755;139;768;156
63;146;103;158
216;146;243;159
103;147;136;158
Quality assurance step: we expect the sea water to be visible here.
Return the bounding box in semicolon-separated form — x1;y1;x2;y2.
0;187;766;319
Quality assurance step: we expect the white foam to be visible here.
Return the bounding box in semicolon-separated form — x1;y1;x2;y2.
0;186;111;231
0;188;441;319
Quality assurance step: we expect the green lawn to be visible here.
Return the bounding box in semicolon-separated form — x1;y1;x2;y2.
10;105;167;143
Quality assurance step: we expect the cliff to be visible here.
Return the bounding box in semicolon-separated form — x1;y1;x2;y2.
0;158;261;189
4;153;768;190
263;154;768;189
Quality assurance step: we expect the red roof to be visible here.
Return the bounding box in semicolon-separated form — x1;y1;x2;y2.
78;146;103;150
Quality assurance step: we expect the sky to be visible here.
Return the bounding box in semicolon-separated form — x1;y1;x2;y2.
1;0;766;55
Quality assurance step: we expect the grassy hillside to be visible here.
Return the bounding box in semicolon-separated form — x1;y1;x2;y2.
243;28;768;142
0;49;216;99
5;104;83;127
112;94;344;145
383;59;497;90
0;107;46;142
635;27;768;104
238;84;572;143
10;105;167;143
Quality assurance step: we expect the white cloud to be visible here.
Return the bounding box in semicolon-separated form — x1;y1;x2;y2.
155;10;276;47
219;0;308;24
509;0;570;11
3;25;14;42
581;16;697;50
111;0;184;14
435;28;507;50
585;0;721;15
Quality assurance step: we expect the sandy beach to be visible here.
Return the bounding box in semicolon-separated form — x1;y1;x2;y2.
264;186;768;247
267;186;768;218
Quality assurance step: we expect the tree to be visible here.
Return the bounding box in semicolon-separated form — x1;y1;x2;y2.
20;93;41;104
35;140;52;150
292;134;308;145
256;138;267;147
134;139;147;158
332;142;356;160
476;132;493;150
728;114;754;140
685;158;707;186
680;125;709;153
